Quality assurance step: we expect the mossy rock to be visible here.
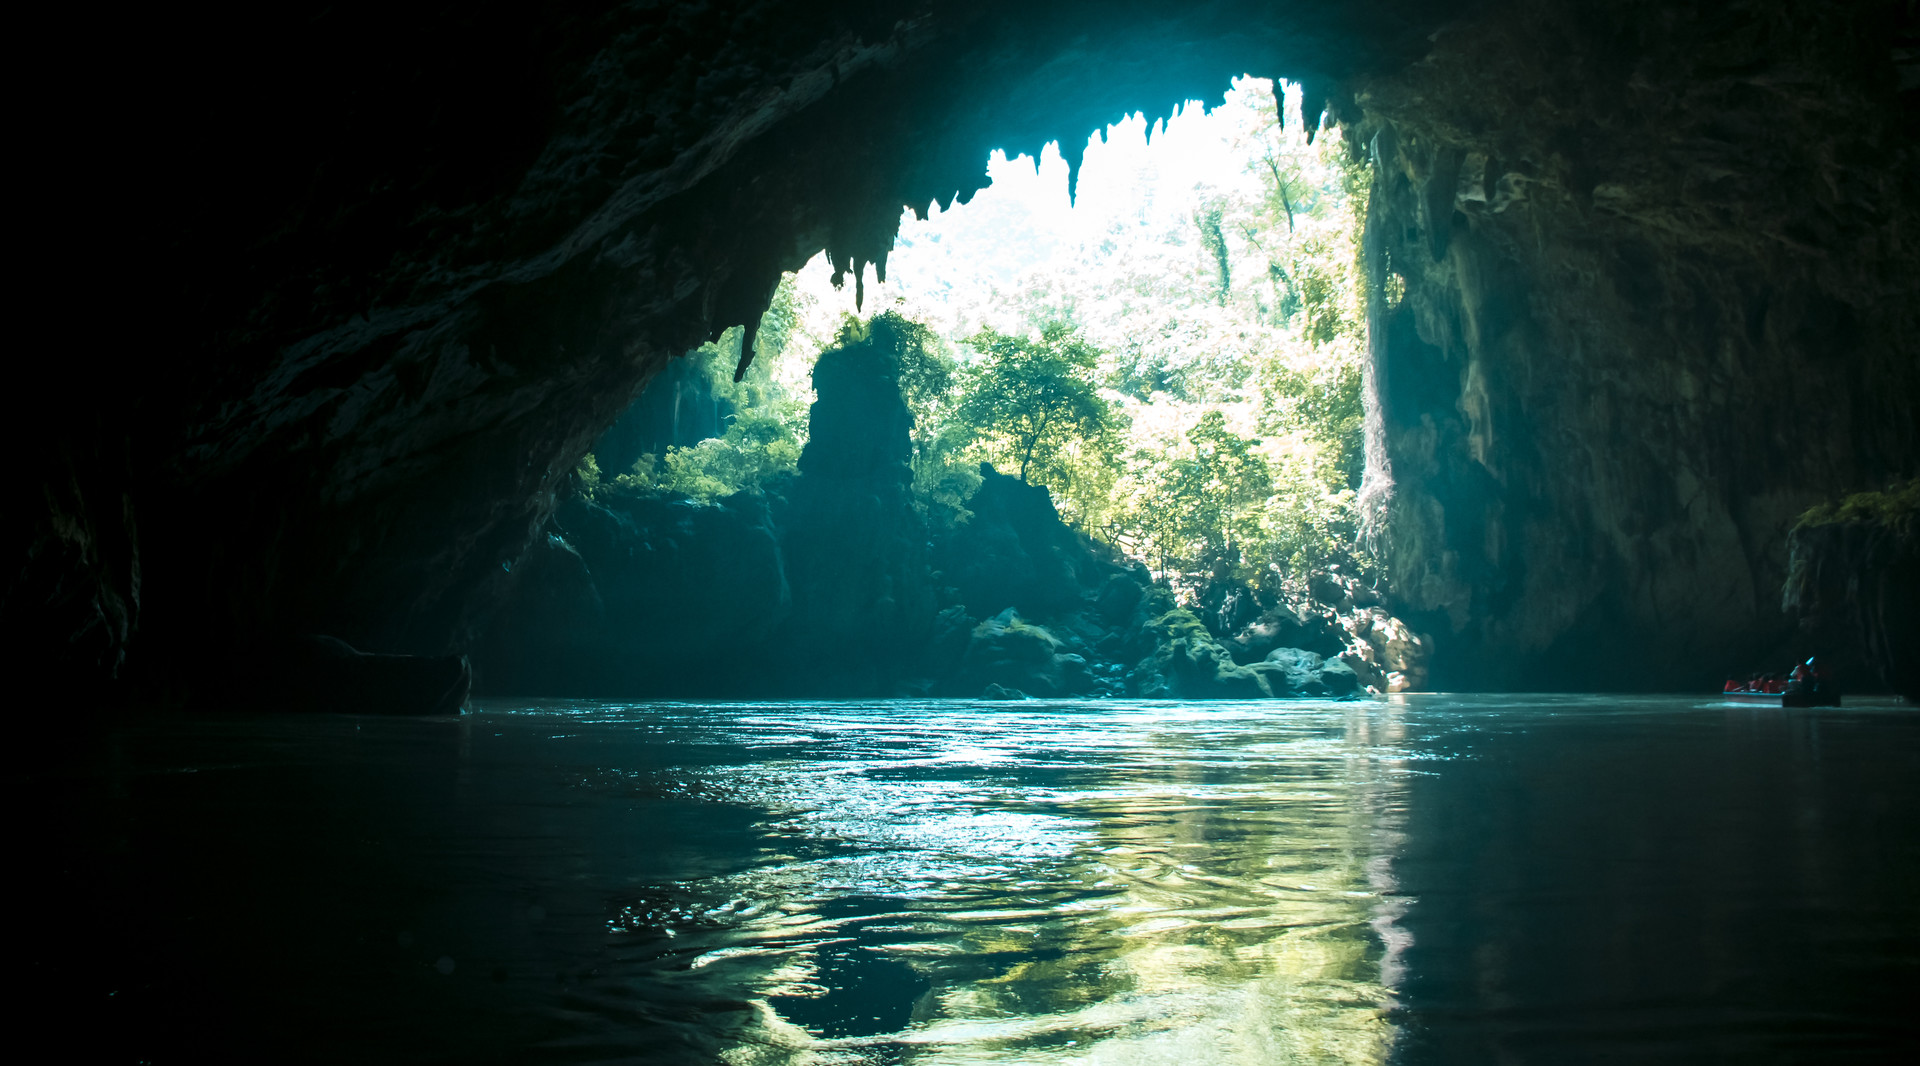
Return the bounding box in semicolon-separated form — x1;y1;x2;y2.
1251;649;1362;697
1790;479;1919;535
1128;607;1273;699
955;608;1097;697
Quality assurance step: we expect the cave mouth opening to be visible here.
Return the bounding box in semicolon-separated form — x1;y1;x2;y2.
479;77;1418;700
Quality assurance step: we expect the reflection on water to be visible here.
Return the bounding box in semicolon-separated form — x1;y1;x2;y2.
627;702;1414;1064
20;696;1919;1063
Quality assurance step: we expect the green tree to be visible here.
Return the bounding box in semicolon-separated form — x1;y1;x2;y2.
1182;410;1273;568
956;321;1117;486
1114;410;1272;580
620;406;803;500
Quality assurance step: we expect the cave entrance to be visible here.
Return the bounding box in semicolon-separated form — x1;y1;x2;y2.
488;77;1398;698
604;78;1367;602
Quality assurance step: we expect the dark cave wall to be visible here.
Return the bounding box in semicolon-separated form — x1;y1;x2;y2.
1354;0;1920;689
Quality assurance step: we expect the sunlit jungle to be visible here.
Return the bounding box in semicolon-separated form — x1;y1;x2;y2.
10;1;1920;1062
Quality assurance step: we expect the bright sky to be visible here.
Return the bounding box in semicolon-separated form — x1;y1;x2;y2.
782;77;1291;358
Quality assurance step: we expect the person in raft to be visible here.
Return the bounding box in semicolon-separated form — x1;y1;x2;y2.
1786;656;1830;696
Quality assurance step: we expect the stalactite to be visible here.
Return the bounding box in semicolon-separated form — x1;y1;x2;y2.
1065;150;1083;206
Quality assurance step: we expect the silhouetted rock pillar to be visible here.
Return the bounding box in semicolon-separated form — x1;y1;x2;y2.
778;324;935;691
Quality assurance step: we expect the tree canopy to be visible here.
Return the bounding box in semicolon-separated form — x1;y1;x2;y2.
954;322;1116;485
583;77;1379;604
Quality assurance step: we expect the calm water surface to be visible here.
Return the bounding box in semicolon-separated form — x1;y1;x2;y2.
23;696;1919;1063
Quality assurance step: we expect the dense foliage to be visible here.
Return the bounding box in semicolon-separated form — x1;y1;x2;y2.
953;322;1117;487
582;79;1375;601
964;78;1377;596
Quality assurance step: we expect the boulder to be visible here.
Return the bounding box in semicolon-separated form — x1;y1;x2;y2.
1126;606;1272;700
954;608;1096;697
980;683;1028;701
1251;647;1362;698
1340;607;1431;693
1318;656;1361;697
1226;603;1348;664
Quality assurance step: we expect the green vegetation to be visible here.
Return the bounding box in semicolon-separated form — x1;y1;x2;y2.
617;404;805;500
954;322;1117;486
1790;479;1920;536
585;278;818;502
580;78;1376;601
1054;78;1376;594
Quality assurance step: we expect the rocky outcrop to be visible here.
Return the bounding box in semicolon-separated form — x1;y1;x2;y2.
1337;607;1430;694
1199;567;1429;693
1352;0;1920;689
1123;596;1272;699
1254;648;1362;698
939;467;1114;618
475;373;1381;699
775;318;939;690
473;490;789;695
919;465;1370;701
1782;482;1918;700
476;315;942;695
951;609;1100;699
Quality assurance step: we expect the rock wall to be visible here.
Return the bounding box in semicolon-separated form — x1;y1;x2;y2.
1352;0;1920;689
473;490;790;695
1782;481;1918;700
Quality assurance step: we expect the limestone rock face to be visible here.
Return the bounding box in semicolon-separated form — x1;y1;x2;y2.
1782;482;1919;700
1353;0;1920;689
777;327;938;689
939;468;1113;620
473;491;789;695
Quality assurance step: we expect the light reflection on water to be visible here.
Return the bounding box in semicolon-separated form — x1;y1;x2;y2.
498;699;1418;1064
35;695;1920;1064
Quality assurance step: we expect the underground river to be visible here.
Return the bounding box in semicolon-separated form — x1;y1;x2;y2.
22;695;1918;1063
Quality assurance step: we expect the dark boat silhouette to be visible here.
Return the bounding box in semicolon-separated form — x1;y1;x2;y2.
1723;658;1841;707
